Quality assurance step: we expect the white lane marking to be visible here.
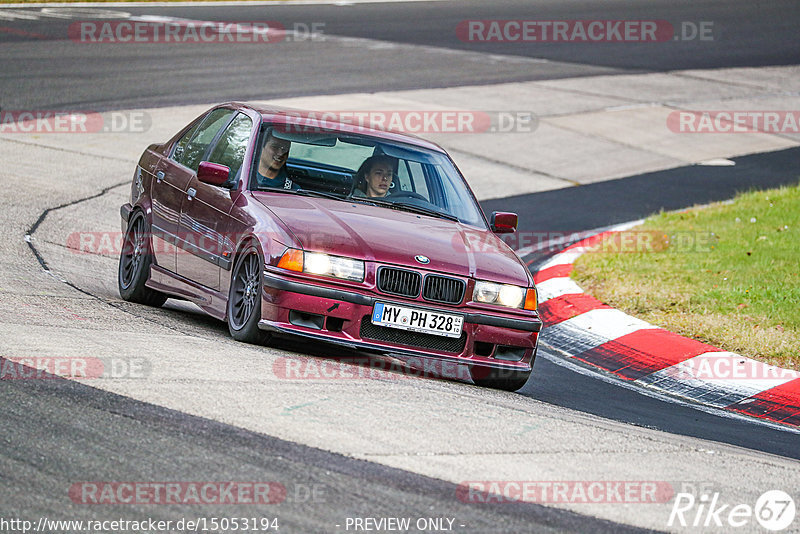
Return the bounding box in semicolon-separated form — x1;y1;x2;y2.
0;10;41;20
536;277;583;303
43;7;131;18
698;158;736;166
539;345;800;434
34;8;76;19
0;7;130;20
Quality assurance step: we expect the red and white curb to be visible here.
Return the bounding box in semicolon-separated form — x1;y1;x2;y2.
530;223;800;429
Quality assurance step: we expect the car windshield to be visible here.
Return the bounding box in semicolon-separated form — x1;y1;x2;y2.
250;121;487;227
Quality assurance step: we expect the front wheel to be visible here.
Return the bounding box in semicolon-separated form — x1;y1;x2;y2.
470;365;531;392
118;213;167;307
227;246;270;345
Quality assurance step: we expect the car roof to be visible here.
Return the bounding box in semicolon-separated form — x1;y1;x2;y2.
224;101;448;154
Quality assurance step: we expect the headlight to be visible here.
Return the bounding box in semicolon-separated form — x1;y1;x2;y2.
473;281;537;310
277;248;364;282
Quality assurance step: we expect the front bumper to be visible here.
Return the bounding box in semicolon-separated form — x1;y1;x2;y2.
259;272;541;371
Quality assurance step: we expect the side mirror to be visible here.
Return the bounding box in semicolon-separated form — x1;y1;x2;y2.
197;161;230;186
491;211;518;234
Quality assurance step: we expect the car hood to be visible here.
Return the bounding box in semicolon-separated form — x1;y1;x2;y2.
252;193;530;286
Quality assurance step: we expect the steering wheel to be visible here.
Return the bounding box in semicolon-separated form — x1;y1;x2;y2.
390;191;428;202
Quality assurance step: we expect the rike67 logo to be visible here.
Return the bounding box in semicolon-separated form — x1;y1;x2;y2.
669;490;796;531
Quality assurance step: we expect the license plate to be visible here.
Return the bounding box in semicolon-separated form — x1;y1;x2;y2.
371;302;463;338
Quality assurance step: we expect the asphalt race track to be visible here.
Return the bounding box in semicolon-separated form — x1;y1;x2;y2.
1;0;799;109
1;362;643;534
1;1;799;532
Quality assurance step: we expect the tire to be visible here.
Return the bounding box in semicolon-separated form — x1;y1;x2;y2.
227;246;270;345
470;365;532;392
118;213;168;307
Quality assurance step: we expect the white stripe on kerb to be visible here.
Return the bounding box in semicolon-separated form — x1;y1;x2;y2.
537;248;586;270
558;308;657;341
536;277;584;303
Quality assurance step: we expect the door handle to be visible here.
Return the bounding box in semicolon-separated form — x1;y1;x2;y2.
187;187;196;200
156;171;165;183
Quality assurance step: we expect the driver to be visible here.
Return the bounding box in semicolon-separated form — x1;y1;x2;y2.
353;155;396;198
257;130;297;190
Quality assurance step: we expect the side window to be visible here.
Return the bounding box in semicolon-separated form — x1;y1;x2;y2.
207;113;253;183
396;160;412;191
403;160;429;199
172;120;203;163
175;109;235;172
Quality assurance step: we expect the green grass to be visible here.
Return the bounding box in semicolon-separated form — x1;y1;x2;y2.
572;182;800;369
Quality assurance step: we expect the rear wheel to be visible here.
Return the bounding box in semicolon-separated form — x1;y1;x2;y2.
118;213;167;307
227;246;270;345
470;365;532;392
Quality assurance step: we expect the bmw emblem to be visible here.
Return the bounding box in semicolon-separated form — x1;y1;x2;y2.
415;255;430;264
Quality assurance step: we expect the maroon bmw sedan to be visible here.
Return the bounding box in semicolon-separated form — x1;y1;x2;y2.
118;102;541;391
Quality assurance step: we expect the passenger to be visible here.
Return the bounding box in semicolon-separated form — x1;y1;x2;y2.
257;130;297;189
353;155;396;198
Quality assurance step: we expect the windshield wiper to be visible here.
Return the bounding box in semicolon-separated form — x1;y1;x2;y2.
347;196;393;208
369;199;459;222
294;189;347;201
343;195;459;222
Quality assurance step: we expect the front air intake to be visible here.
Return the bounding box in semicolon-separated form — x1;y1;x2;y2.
377;267;421;298
422;275;465;305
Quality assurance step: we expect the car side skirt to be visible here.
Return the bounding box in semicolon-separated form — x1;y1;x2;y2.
147;265;227;320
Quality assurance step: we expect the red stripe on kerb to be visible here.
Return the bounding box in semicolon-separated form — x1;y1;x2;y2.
539;294;610;325
728;378;800;427
576;329;718;380
533;264;573;284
